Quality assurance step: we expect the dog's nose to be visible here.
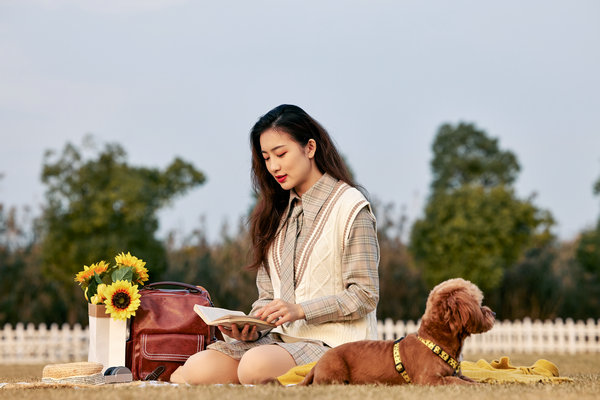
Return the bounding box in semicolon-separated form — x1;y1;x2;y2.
492;311;496;317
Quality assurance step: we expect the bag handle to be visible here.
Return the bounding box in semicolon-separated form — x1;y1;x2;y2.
142;281;214;306
144;281;206;294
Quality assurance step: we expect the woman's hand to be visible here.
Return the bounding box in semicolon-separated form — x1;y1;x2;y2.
254;299;306;326
218;323;259;342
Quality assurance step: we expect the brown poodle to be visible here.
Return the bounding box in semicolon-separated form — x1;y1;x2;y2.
300;278;495;385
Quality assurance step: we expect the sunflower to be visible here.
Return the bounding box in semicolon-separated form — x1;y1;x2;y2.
115;252;149;285
90;283;108;305
103;280;141;320
74;261;110;285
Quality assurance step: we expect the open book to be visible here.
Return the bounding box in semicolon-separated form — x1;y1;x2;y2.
194;304;276;331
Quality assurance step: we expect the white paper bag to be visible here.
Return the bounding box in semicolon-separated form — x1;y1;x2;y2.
88;303;126;372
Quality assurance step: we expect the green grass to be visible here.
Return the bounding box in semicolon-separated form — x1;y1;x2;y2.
1;353;599;400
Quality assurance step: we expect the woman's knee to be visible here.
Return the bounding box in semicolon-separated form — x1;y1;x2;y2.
170;349;239;384
237;345;296;385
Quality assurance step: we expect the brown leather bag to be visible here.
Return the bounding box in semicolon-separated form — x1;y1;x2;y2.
126;281;219;381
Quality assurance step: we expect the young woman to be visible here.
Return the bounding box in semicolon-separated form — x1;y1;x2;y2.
171;104;379;384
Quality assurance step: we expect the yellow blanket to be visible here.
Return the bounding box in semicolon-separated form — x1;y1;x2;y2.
461;357;573;384
277;357;573;386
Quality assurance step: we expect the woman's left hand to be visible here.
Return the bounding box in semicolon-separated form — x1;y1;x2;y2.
254;299;306;326
218;323;259;342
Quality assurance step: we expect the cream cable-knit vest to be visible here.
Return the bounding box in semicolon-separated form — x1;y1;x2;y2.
267;181;378;348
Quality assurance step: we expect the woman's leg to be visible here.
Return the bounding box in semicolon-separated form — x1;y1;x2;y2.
170;349;240;384
237;344;296;384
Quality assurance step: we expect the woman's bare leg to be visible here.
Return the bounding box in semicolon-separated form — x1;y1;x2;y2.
170;349;240;384
237;345;296;384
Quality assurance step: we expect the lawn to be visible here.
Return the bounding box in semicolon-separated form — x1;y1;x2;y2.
1;353;599;400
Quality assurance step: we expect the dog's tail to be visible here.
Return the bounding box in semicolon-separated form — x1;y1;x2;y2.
298;366;315;386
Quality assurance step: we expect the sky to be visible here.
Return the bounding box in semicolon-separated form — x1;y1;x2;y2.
1;0;599;244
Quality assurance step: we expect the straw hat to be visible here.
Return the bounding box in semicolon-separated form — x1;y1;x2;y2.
42;362;105;385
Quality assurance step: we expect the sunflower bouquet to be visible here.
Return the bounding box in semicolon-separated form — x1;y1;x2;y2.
74;252;149;320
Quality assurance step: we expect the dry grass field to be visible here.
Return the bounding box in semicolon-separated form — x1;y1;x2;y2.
1;353;599;400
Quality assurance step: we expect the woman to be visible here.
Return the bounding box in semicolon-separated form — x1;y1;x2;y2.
171;104;379;384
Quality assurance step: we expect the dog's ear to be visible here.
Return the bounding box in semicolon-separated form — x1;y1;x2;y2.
445;289;477;333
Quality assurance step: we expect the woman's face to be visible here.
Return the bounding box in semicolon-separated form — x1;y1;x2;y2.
259;129;321;197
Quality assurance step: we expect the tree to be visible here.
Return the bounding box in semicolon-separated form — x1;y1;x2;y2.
411;185;553;292
375;201;428;321
431;123;520;192
163;217;257;312
576;173;600;276
489;244;564;320
576;225;600;276
552;239;600;319
411;123;554;292
39;137;205;324
0;203;74;325
572;172;600;315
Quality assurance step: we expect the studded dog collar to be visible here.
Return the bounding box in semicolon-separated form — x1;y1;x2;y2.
417;336;461;373
392;337;411;383
393;336;461;383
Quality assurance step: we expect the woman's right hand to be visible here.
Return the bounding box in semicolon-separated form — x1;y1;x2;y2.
218;323;259;342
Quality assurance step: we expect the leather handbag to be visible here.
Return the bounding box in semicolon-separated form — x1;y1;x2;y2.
126;281;219;381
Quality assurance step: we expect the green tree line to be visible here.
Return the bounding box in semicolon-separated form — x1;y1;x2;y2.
1;126;599;326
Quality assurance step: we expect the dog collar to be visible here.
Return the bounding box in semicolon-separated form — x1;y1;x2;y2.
417;336;461;373
393;337;412;383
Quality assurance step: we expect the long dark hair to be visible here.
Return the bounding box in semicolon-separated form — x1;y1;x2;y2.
248;104;357;271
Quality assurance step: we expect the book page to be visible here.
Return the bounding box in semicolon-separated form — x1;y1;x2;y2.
194;304;246;324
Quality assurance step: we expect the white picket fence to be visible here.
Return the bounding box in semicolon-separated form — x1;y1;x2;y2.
377;318;600;354
0;323;88;364
1;318;599;363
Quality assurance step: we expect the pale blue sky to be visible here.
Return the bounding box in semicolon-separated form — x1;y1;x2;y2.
1;0;599;243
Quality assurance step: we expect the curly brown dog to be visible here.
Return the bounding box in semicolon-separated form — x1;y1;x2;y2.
300;278;495;385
